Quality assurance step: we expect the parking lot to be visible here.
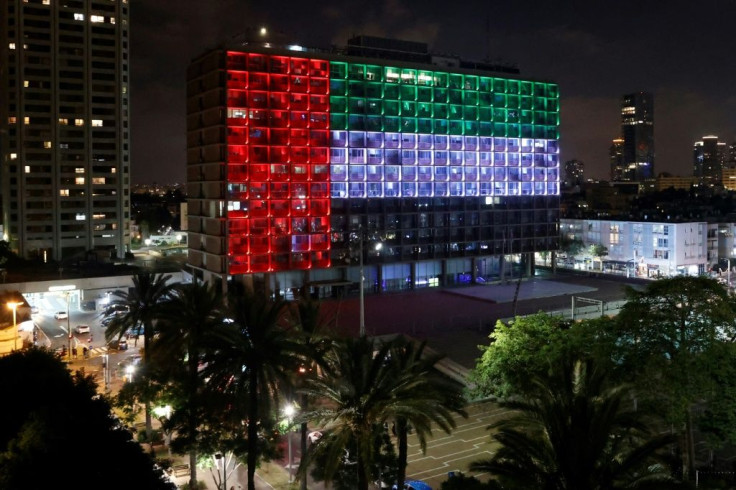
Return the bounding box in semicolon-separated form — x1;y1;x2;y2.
403;400;506;487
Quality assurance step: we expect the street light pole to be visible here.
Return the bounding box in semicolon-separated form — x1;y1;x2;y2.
65;292;72;359
7;301;20;351
359;232;365;337
728;258;731;294
284;403;296;483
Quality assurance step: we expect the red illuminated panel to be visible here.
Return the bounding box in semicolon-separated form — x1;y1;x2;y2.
225;51;331;274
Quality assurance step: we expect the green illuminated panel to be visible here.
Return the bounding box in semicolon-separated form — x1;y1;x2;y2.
328;61;560;139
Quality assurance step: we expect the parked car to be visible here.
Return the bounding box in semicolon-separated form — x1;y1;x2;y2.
74;324;90;334
54;311;68;320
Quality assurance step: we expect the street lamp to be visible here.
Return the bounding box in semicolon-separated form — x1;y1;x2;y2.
7;301;21;351
358;233;383;338
283;403;296;483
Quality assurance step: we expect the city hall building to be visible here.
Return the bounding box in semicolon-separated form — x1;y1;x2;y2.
186;36;560;297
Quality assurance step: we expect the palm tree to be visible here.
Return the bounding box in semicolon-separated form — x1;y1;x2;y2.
293;296;334;490
152;279;226;489
203;288;306;490
104;272;173;437
469;352;685;489
386;336;468;489
300;336;408;490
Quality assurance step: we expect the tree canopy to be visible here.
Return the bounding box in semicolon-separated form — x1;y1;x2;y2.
0;348;174;490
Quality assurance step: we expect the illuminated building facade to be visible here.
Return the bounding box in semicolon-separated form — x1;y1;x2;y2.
693;135;726;187
620;92;654;181
186;40;560;294
0;0;130;261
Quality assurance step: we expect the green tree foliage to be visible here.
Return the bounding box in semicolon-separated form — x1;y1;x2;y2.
470;352;687;489
386;336;467;489
300;335;466;490
309;426;398;490
203;287;306;490
106;272;173;437
293;296;334;490
441;472;500;490
469;313;619;399
615;276;736;479
0;348;175;490
152;279;227;488
560;235;585;257
300;336;404;490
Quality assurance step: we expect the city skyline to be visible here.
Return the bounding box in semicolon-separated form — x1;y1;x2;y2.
131;0;736;184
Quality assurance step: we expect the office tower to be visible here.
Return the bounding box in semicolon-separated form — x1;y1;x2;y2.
620;92;654;181
563;159;584;188
610;137;625;181
693;135;726;187
0;0;130;261
186;37;560;293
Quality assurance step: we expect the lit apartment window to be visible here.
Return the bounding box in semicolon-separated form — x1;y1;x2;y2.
8;117;16;124
74;119;84;126
24;80;29;87
111;168;117;173
91;119;103;127
110;17;115;24
9;43;15;50
74;13;84;21
93;213;106;219
60;189;69;197
75;177;85;185
122;86;127;94
75;167;84;174
75;213;86;221
24;166;30;174
10;153;17;160
59;118;69;125
91;15;104;23
23;117;29;124
93;177;106;184
43;141;51;149
42;0;49;4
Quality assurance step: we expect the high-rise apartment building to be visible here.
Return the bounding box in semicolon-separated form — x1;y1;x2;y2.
186;37;560;294
620;92;654;181
609;137;625;181
563;159;584;188
693;135;726;187
0;0;130;261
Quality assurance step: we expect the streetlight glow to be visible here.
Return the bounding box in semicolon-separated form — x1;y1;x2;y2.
7;301;21;351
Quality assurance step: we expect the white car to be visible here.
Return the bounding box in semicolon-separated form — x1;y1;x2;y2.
54;311;68;320
74;324;90;334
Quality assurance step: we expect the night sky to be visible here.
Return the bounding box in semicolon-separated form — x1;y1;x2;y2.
130;0;736;185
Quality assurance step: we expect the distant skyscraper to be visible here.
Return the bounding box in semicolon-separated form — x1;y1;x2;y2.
620;92;654;181
693;135;726;186
563;159;584;188
728;140;736;164
610;137;625;181
0;0;130;261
